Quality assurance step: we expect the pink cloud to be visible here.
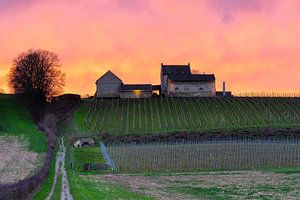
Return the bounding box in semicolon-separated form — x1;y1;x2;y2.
0;0;299;95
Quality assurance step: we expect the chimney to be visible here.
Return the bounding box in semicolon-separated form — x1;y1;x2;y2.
223;81;226;96
188;62;190;67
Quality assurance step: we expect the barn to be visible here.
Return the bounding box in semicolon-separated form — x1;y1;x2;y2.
95;71;122;98
161;63;216;97
96;71;153;98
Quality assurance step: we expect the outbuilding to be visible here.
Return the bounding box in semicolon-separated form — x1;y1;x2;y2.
120;84;152;98
95;71;122;98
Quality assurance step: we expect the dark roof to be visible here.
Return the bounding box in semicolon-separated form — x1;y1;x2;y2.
161;63;191;75
168;74;215;82
96;70;122;84
216;91;232;97
152;85;161;90
121;84;152;92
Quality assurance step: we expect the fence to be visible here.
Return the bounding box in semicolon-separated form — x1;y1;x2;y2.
106;138;300;172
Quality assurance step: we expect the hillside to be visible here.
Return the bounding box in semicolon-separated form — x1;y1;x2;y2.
0;94;47;184
0;94;47;152
74;97;300;136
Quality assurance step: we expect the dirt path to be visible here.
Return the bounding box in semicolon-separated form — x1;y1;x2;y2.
46;138;73;200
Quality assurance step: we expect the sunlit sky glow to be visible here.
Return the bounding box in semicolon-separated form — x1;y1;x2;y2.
0;0;300;95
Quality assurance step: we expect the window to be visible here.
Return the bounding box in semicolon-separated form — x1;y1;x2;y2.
199;87;203;90
184;87;189;91
175;87;179;90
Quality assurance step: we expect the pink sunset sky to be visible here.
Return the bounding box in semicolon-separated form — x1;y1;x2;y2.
0;0;300;95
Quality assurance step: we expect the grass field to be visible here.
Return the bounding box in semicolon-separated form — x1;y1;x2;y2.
0;94;47;185
73;146;105;172
74;97;300;136
63;124;154;200
0;94;47;152
88;170;300;200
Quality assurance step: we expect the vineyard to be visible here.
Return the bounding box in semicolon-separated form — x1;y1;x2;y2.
106;138;300;172
74;97;300;136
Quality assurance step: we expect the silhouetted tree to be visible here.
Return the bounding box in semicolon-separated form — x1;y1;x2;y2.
9;49;65;119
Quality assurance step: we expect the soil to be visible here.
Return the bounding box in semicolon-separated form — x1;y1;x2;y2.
100;127;300;144
0;136;45;184
84;171;300;200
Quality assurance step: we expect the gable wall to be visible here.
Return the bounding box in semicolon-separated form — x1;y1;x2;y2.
96;83;121;98
97;72;122;84
96;72;122;98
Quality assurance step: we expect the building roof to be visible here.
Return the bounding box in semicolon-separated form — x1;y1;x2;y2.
121;84;152;92
168;74;215;82
161;63;191;75
96;70;122;84
152;85;161;90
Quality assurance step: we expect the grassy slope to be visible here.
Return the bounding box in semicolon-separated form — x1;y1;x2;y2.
74;97;300;136
61;122;154;200
0;94;47;152
32;144;58;200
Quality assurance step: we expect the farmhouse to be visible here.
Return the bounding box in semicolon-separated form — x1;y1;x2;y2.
95;71;153;98
161;63;216;97
95;71;122;98
96;63;217;98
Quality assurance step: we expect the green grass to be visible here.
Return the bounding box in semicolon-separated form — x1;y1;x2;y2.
32;144;58;200
0;94;47;152
62;128;154;200
168;175;300;199
74;97;300;136
73;146;105;172
174;186;227;200
50;166;62;200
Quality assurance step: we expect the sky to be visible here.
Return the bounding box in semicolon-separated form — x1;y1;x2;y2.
0;0;300;95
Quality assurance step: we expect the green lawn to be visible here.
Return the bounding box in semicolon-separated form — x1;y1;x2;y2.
61;122;153;200
74;97;300;136
0;94;47;152
32;144;58;200
73;146;105;172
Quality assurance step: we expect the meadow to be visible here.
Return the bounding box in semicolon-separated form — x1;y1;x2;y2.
0;94;47;152
74;97;300;136
0;94;47;184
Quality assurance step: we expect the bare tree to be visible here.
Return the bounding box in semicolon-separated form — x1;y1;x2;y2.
9;49;65;119
9;49;65;102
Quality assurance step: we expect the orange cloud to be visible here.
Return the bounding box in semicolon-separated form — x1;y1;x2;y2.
0;0;299;95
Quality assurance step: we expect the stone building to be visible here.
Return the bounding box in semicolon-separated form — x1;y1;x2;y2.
96;64;216;98
95;71;122;98
161;64;191;95
161;63;216;97
96;71;153;98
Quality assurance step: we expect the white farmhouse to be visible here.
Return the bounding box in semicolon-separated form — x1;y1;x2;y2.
161;63;216;97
